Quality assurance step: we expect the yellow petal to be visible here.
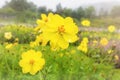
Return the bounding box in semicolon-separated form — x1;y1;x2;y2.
41;14;47;20
58;36;69;49
63;33;79;43
64;24;78;34
22;65;31;74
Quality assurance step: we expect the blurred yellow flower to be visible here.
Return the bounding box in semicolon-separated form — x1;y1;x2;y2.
4;32;12;40
93;40;98;44
5;43;13;49
30;41;39;48
81;20;90;27
19;50;45;75
35;34;48;46
100;38;108;46
108;50;113;54
108;25;116;33
83;37;89;43
42;13;79;49
13;42;18;46
15;38;19;42
77;37;89;53
114;55;119;60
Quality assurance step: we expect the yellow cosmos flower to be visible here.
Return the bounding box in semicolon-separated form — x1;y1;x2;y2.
4;32;12;40
100;38;108;46
35;13;54;32
77;43;88;53
19;50;45;75
35;34;49;46
83;37;89;43
81;20;90;27
108;25;116;33
77;37;89;53
42;14;79;49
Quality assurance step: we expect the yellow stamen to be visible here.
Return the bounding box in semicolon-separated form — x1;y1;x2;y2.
58;25;65;34
29;60;35;65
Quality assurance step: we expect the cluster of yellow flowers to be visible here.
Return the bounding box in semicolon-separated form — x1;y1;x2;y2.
33;13;79;50
19;13;116;76
30;34;48;47
77;37;89;53
20;13;80;75
4;32;19;49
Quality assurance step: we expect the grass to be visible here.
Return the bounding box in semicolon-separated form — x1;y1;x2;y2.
0;43;120;80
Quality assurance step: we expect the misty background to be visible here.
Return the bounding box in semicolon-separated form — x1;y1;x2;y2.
0;0;120;27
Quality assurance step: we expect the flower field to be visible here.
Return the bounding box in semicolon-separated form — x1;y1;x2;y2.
0;13;120;80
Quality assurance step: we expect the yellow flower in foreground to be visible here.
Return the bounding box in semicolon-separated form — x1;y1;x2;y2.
4;32;12;40
19;50;45;75
81;20;90;27
42;13;79;49
108;25;116;33
100;38;108;46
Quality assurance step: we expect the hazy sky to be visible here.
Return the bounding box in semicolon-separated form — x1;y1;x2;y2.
0;0;120;10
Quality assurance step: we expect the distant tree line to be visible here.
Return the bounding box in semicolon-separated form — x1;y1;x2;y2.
0;0;120;23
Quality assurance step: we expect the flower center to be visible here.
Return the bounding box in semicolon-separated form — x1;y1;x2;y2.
29;59;35;65
58;25;65;34
45;18;48;22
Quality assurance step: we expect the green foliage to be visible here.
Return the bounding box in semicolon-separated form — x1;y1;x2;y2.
0;7;15;15
3;0;37;12
0;0;37;23
0;44;115;80
84;6;96;18
110;5;120;17
0;25;35;44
